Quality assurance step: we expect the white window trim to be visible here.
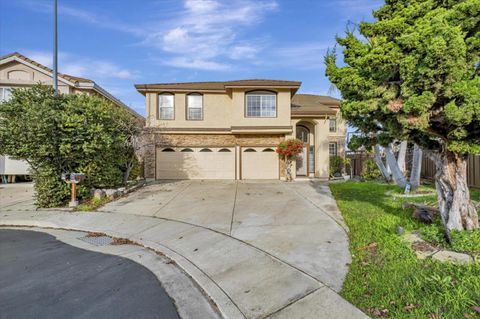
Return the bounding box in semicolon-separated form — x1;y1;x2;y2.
245;91;277;118
158;93;175;120
329;142;338;156
186;93;203;121
329;118;337;133
0;87;12;102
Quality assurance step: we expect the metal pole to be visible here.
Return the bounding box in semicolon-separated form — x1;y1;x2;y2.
53;0;58;95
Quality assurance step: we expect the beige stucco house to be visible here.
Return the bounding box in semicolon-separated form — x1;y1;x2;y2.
0;52;143;181
136;80;345;180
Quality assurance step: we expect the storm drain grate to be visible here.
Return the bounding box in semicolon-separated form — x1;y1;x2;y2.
78;235;113;246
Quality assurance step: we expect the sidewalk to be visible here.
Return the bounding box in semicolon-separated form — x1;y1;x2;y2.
0;210;368;319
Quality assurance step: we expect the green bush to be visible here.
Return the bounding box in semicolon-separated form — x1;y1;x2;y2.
361;159;381;180
0;85;141;207
329;155;343;177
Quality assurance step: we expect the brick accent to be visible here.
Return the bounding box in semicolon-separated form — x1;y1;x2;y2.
142;131;285;179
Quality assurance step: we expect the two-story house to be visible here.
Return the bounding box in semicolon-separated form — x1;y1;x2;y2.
136;80;345;181
0;52;144;182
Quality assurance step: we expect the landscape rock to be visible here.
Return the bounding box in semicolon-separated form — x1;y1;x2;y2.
432;250;473;265
105;189;119;199
93;189;105;200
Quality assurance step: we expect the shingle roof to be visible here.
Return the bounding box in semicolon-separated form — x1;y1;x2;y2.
291;94;340;116
0;52;94;84
135;79;302;93
1;52;144;121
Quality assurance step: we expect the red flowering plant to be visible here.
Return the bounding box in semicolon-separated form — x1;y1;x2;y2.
276;139;304;181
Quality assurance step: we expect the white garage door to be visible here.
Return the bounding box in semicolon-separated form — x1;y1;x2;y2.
156;147;235;179
241;147;279;180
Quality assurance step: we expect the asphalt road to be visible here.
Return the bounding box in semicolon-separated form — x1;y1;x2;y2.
0;229;180;319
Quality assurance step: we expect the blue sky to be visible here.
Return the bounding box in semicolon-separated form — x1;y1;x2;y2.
0;0;382;115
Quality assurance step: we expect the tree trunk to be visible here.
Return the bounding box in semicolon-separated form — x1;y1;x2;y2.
374;145;391;182
409;144;422;191
397;141;408;174
430;151;479;231
385;145;407;188
285;157;293;182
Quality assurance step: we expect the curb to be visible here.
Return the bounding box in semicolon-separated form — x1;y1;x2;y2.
0;218;245;319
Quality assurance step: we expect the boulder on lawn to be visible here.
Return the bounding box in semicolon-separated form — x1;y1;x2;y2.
105;189;119;199
403;202;438;224
93;189;106;200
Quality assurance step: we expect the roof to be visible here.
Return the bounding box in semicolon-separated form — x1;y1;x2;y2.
291;94;341;117
0;52;94;84
1;52;143;121
135;79;302;94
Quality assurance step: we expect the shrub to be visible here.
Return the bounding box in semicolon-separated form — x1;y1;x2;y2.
361;159;381;180
0;85;142;207
276;139;304;181
329;155;343;177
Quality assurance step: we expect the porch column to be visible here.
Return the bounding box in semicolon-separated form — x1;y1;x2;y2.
315;118;330;179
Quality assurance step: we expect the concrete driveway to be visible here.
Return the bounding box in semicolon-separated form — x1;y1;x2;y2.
0;182;35;211
100;180;350;292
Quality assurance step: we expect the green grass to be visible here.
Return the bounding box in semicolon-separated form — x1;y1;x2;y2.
330;181;480;318
76;197;111;211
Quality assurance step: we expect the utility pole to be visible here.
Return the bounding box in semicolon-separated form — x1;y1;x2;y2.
53;0;58;95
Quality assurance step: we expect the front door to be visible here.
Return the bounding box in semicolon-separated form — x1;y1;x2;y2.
296;146;308;176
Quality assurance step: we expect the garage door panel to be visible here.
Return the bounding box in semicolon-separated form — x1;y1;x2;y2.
156;147;235;180
241;147;279;180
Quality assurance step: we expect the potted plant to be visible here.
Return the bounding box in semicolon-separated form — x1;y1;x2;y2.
276;139;304;181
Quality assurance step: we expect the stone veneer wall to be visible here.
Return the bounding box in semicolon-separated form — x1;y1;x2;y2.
142;132;285;179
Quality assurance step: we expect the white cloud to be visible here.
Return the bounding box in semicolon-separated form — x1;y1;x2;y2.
160;57;231;71
145;0;277;70
19;0;278;71
24;50;134;80
230;45;259;60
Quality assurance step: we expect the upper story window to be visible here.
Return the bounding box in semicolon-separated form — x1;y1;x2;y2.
158;93;174;120
329;118;337;132
246;91;277;118
187;93;203;120
0;87;12;102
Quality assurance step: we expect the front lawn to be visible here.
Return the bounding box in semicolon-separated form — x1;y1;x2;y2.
330;181;480;319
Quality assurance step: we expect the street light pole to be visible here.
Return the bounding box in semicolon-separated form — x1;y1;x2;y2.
53;0;58;95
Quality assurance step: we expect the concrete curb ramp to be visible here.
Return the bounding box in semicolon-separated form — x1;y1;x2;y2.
0;211;368;319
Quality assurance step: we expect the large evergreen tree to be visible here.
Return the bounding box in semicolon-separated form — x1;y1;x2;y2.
326;0;480;231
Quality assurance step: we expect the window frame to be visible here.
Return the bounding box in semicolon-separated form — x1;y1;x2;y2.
158;92;175;120
329;142;337;157
186;93;204;121
329;118;337;133
245;90;277;118
0;87;12;102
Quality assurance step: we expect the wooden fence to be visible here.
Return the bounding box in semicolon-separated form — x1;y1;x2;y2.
346;151;480;189
421;154;480;189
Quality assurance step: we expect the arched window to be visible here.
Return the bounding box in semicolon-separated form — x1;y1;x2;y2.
245;90;277;118
219;148;231;152
262;148;275;152
159;93;174;120
244;148;257;152
162;148;175;152
296;126;309;143
181;148;194;152
187;93;203;120
199;148;213;152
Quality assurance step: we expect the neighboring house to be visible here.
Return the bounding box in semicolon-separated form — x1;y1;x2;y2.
135;80;346;180
0;52;144;182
